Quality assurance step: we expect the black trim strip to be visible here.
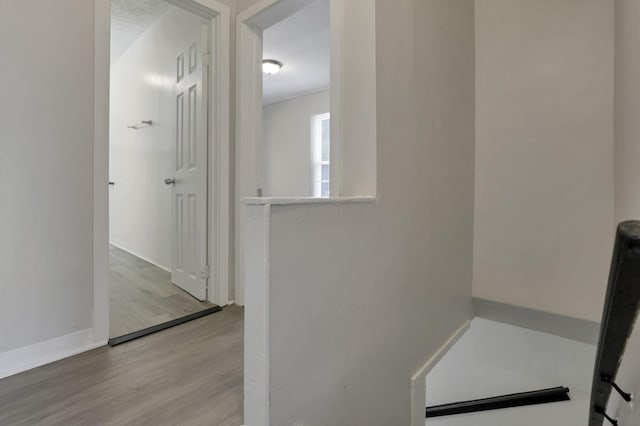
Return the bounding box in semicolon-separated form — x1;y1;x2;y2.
108;306;223;347
426;387;570;418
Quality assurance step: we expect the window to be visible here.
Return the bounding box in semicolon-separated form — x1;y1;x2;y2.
312;113;330;197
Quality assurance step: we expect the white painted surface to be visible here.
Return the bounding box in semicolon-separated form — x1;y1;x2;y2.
207;0;234;307
262;90;329;197
0;0;95;354
262;0;330;105
109;7;204;273
110;0;171;63
244;0;475;423
243;205;271;426
0;329;105;380
94;0;112;344
615;0;640;224
473;0;615;322
236;0;270;305
243;197;375;426
426;318;597;426
331;0;376;197
171;19;209;300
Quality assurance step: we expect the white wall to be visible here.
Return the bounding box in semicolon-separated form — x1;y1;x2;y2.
109;7;203;270
331;0;377;197
473;0;615;322
244;0;476;424
262;90;329;197
0;0;95;353
615;0;640;224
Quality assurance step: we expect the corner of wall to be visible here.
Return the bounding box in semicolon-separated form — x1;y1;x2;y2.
410;320;471;426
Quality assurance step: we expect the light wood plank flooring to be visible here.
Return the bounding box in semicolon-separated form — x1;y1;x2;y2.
0;305;243;426
109;245;214;338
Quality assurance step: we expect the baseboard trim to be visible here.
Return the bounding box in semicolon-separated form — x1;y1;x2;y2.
0;329;106;380
411;320;471;426
109;241;172;273
473;298;600;345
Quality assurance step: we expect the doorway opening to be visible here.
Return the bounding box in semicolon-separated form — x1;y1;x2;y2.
235;0;334;305
107;0;223;344
260;0;331;198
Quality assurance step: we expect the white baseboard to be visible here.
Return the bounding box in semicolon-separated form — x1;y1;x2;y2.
109;241;171;273
0;329;107;380
410;320;471;426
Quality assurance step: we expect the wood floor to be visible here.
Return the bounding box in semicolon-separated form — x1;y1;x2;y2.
109;245;214;338
0;305;243;426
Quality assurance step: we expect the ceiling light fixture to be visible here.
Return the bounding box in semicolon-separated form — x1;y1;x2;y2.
262;59;283;75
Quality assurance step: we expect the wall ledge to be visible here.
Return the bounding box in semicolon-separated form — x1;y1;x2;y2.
242;196;376;206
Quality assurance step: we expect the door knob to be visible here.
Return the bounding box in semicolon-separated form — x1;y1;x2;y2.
164;178;176;185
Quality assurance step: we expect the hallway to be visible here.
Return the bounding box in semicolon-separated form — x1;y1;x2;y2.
0;306;243;426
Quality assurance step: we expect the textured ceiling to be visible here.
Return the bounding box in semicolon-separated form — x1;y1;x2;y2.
263;0;330;105
111;0;171;63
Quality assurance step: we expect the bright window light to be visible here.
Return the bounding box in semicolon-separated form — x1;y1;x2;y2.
312;113;330;197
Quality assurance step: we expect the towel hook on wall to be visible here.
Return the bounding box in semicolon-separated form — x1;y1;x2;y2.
127;120;153;130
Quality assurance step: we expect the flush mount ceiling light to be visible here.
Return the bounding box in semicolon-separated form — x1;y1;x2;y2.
262;59;283;75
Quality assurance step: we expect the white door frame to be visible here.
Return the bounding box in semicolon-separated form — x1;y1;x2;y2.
93;0;232;343
235;0;343;306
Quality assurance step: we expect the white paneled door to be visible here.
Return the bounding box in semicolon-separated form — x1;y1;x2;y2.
168;24;209;301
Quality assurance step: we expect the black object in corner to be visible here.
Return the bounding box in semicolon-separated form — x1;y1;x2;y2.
589;221;640;426
426;386;570;418
108;306;223;347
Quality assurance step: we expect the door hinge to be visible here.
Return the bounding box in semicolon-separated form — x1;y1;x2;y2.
200;265;211;280
257;188;263;197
